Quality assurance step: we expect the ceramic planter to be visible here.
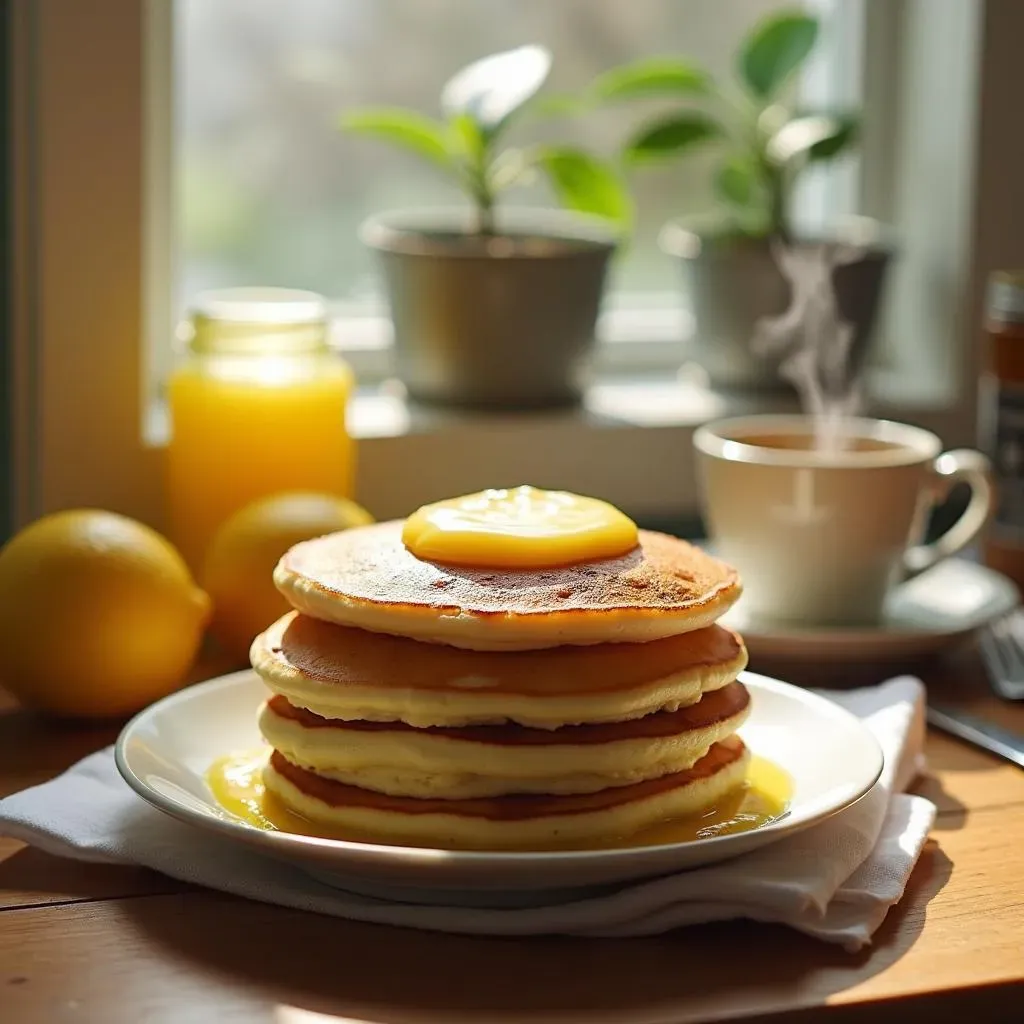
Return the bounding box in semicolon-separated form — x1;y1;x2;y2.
362;209;617;410
661;216;894;392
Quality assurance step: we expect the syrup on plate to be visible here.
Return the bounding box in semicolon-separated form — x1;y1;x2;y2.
206;749;791;851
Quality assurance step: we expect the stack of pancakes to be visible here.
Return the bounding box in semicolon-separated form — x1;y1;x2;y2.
250;521;749;849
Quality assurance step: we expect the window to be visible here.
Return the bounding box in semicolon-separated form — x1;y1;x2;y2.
171;0;807;387
10;0;1013;530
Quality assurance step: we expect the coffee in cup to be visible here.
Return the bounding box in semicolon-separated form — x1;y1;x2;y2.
693;415;994;627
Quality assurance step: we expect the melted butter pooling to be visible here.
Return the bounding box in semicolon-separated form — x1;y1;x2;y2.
401;486;639;568
207;749;791;850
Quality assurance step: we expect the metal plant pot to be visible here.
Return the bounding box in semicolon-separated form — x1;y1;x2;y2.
362;208;617;410
661;216;894;392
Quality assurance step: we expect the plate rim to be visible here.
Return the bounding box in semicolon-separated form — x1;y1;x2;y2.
115;669;884;866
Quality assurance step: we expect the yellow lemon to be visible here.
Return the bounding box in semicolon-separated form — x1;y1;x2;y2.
0;510;211;718
203;492;374;665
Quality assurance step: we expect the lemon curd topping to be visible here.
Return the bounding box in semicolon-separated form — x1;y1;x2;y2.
401;486;640;568
206;748;791;850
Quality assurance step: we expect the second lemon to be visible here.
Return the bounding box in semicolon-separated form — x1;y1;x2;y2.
203;492;374;665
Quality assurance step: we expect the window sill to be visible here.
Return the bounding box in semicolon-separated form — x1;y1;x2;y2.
144;361;967;530
343;367;967;524
343;376;788;525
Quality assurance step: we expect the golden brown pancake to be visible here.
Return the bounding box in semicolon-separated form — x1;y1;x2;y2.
259;682;751;798
263;737;750;849
273;521;741;650
251;611;748;728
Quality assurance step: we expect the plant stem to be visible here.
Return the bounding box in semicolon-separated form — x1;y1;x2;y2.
768;169;787;242
475;190;495;235
736;97;786;240
757;154;789;242
466;154;495;235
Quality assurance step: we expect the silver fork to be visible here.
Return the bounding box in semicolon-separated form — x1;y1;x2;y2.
978;611;1024;700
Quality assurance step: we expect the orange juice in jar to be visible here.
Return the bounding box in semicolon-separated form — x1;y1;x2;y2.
167;288;355;571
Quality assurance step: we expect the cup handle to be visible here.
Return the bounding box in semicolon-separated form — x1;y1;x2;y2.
903;449;994;578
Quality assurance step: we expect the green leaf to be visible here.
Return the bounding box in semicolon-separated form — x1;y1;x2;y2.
448;112;487;165
766;113;858;165
441;45;551;138
625;113;722;164
806;114;858;160
714;156;758;207
341;109;452;170
534;147;632;226
591;58;711;101
739;12;818;99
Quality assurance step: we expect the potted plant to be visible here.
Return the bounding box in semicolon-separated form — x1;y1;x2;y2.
342;46;630;410
592;9;892;391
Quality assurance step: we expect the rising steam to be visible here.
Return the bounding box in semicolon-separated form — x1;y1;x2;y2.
751;240;867;451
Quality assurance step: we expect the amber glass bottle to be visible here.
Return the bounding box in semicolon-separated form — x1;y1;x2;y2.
982;271;1024;589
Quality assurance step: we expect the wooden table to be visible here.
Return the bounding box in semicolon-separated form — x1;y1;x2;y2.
2;649;1024;1024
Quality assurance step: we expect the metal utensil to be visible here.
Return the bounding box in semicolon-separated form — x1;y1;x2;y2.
978;612;1024;700
926;705;1024;769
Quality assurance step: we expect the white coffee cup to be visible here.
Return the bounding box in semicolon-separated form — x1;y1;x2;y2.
693;415;994;627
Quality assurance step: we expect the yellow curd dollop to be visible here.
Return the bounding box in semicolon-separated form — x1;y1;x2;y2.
401;486;639;568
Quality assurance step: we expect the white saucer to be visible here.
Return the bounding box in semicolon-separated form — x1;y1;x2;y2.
722;558;1019;664
115;670;883;901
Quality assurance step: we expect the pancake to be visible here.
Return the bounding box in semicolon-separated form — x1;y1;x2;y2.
274;521;741;650
251;612;748;728
263;737;750;850
259;681;750;799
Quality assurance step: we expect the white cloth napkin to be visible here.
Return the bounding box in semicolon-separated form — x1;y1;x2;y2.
0;677;934;951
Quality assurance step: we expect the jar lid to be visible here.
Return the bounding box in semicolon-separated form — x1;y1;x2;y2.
192;287;326;325
184;288;328;355
987;271;1024;323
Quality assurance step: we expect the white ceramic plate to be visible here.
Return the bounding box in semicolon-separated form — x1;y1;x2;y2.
722;558;1020;664
115;669;883;901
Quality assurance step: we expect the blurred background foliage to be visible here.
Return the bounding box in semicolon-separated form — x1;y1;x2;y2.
176;0;781;312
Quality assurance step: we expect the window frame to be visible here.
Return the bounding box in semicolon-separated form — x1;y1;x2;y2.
9;0;1013;530
11;0;164;529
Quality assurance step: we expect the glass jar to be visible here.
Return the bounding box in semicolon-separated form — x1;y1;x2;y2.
167;287;355;572
981;271;1024;588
